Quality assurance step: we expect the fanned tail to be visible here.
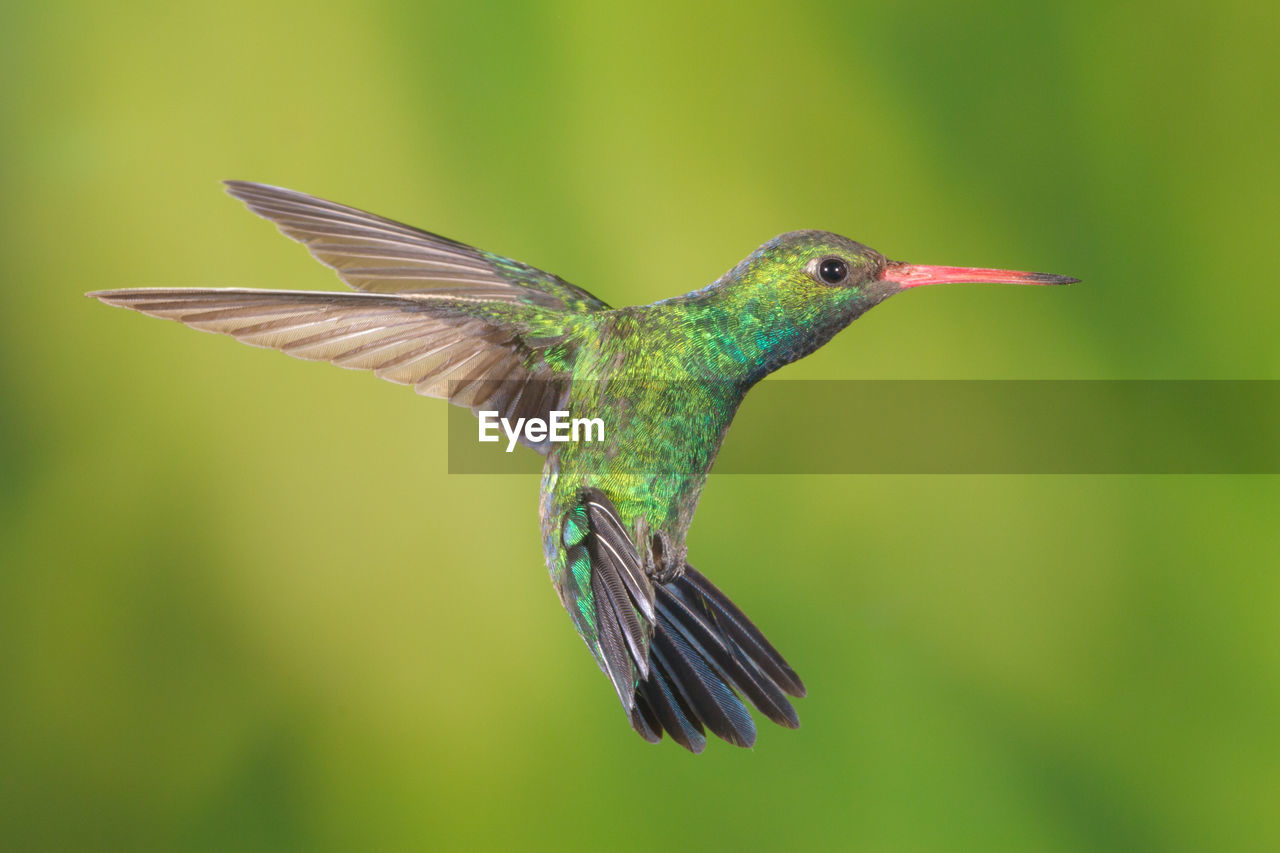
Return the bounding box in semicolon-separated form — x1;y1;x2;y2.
629;566;806;753
558;490;803;752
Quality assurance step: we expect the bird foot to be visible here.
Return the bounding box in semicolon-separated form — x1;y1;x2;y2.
636;518;687;585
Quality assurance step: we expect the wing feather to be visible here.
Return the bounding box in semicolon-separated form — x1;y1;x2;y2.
88;288;573;444
584;498;656;623
90;182;616;449
224;181;610;311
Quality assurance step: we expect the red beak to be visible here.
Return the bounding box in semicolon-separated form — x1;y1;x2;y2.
884;261;1079;288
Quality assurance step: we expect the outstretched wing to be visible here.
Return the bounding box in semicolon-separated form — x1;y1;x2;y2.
89;182;615;449
88;287;575;450
559;490;805;752
223;181;610;313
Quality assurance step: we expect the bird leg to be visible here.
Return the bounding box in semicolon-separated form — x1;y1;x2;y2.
636;516;687;584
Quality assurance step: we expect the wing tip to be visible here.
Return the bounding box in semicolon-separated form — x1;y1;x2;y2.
87;289;134;306
223;179;314;210
223;178;278;195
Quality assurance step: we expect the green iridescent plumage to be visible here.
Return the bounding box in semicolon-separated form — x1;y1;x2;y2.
89;182;1076;752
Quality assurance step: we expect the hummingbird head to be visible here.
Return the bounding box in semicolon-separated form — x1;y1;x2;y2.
690;231;1078;378
735;229;1079;303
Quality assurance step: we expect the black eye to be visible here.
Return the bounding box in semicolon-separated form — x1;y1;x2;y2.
818;257;848;284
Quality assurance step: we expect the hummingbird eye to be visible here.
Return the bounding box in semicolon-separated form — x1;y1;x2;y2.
817;257;849;285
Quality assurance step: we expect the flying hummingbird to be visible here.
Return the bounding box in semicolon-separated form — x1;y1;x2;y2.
90;183;1076;752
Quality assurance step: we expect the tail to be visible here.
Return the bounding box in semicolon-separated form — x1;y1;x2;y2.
561;489;804;752
628;566;806;753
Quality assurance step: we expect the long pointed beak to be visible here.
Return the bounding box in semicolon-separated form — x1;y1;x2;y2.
884;261;1079;289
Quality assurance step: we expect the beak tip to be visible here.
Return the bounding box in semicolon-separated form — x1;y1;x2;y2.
1028;273;1081;285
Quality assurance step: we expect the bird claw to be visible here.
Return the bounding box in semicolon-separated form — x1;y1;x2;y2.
638;523;686;585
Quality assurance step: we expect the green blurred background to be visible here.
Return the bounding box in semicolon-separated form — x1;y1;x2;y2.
3;1;1277;850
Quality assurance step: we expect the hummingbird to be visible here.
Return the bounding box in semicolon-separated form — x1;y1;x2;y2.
90;182;1077;752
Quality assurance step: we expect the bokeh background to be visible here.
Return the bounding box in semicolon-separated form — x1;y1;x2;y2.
3;2;1278;850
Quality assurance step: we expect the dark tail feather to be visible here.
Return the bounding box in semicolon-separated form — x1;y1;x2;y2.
681;566;806;697
653;613;756;747
637;647;707;753
629;692;663;745
661;586;800;729
628;566;803;751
